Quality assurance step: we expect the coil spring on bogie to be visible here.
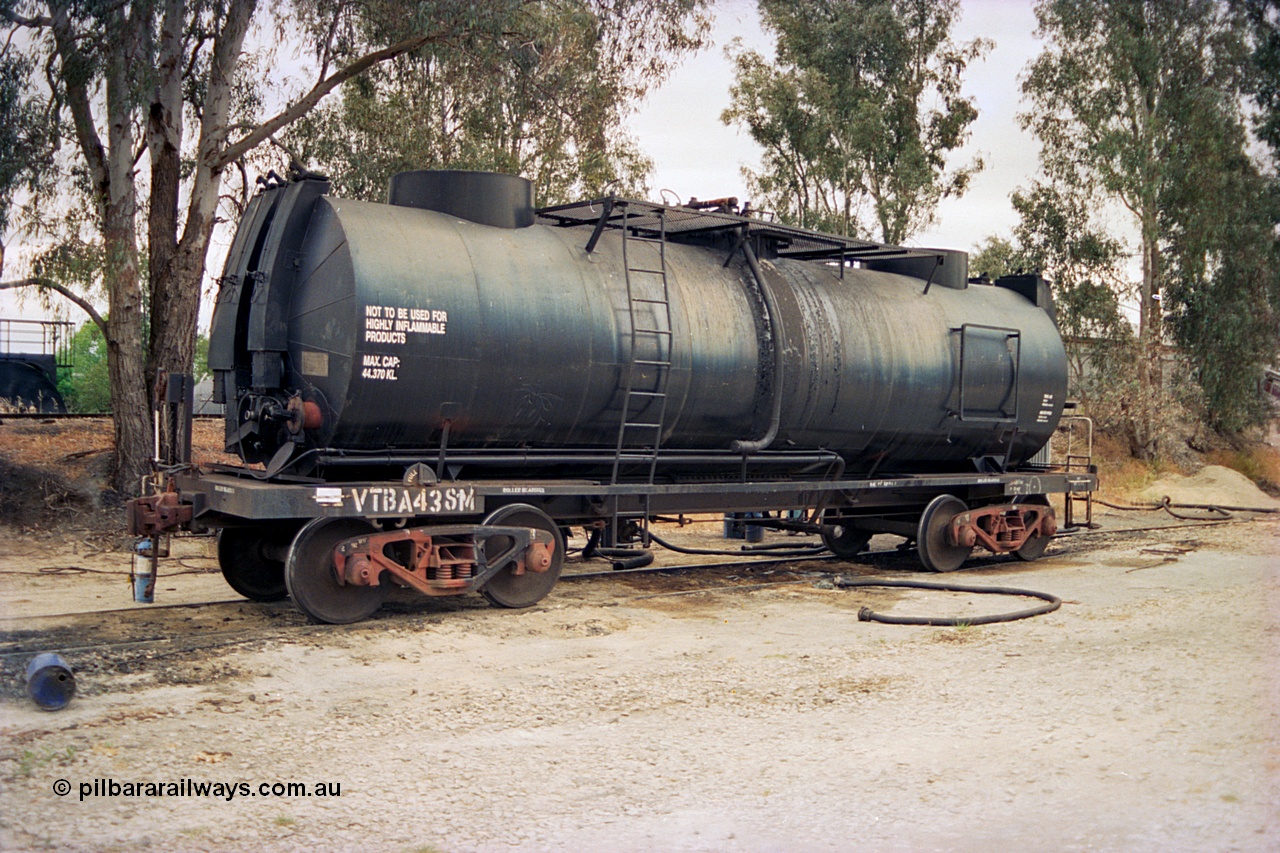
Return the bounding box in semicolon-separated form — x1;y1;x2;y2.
432;543;475;581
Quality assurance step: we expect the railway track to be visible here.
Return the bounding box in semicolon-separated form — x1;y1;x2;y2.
0;513;1260;692
0;412;222;421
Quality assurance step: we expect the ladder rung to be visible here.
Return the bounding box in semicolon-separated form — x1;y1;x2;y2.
633;328;672;335
631;297;670;304
634;359;671;367
628;267;667;275
627;236;666;245
628;390;666;398
623;421;662;430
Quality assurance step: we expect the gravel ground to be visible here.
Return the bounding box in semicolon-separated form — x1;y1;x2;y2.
0;514;1277;852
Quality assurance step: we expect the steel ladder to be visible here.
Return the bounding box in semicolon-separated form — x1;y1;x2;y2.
610;205;674;543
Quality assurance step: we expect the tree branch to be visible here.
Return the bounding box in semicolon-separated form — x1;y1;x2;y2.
215;28;449;169
317;0;349;81
0;277;108;337
48;6;110;213
1;9;53;28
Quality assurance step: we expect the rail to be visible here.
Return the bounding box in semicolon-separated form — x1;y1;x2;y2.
536;196;944;266
0;318;74;368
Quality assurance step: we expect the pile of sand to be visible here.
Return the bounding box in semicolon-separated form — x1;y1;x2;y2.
1137;465;1280;510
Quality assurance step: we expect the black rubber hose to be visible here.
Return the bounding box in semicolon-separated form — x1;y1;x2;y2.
833;576;1061;626
646;530;831;559
594;548;654;571
1094;495;1277;519
581;527;603;559
739;540;826;552
580;527;655;570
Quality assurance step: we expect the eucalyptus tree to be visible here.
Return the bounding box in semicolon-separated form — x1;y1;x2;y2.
1241;0;1280;159
1023;0;1277;448
0;52;54;277
0;0;707;492
721;0;988;243
290;1;709;204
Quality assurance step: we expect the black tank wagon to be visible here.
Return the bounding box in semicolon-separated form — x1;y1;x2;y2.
129;170;1096;623
0;319;70;414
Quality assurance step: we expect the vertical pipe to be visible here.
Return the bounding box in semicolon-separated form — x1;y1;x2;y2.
731;238;784;454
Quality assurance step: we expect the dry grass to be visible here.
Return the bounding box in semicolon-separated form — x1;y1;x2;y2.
0;456;97;526
191;418;240;467
0;416;239;528
0;417;115;475
1091;431;1186;501
1206;444;1280;496
0;416;237;472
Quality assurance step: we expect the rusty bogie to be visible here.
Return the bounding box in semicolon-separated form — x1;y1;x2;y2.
333;525;554;598
947;503;1057;556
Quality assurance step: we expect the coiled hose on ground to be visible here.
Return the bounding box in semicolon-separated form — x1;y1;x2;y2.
833;576;1061;626
580;495;1275;625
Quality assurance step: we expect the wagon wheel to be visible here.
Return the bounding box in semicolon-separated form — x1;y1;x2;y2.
285;517;387;624
1014;494;1052;562
217;526;294;602
916;494;972;573
479;504;564;609
820;514;872;559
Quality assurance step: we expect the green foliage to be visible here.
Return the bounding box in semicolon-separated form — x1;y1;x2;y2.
1164;154;1280;433
1241;0;1280;159
58;321;112;413
968;236;1018;282
1022;1;1247;212
721;0;988;243
0;52;55;244
974;184;1129;343
194;333;210;383
53;323;207;413
288;1;710;204
1021;0;1277;448
1008;183;1131;343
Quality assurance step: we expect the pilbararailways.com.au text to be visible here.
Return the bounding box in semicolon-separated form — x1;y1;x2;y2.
54;778;341;802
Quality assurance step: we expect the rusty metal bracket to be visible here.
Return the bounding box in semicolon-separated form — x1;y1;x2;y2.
947;503;1056;554
126;488;194;536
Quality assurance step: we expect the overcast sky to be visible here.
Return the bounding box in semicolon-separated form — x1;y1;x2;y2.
629;0;1048;253
4;0;1057;325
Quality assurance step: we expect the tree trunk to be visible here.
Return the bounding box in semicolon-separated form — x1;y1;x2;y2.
147;0;256;397
149;231;210;392
101;15;151;496
1133;202;1163;459
103;232;151;496
145;0;186;393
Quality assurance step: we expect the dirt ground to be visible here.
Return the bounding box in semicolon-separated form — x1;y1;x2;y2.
0;508;1277;852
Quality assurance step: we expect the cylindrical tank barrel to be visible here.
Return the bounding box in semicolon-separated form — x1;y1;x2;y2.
281;195;1066;471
